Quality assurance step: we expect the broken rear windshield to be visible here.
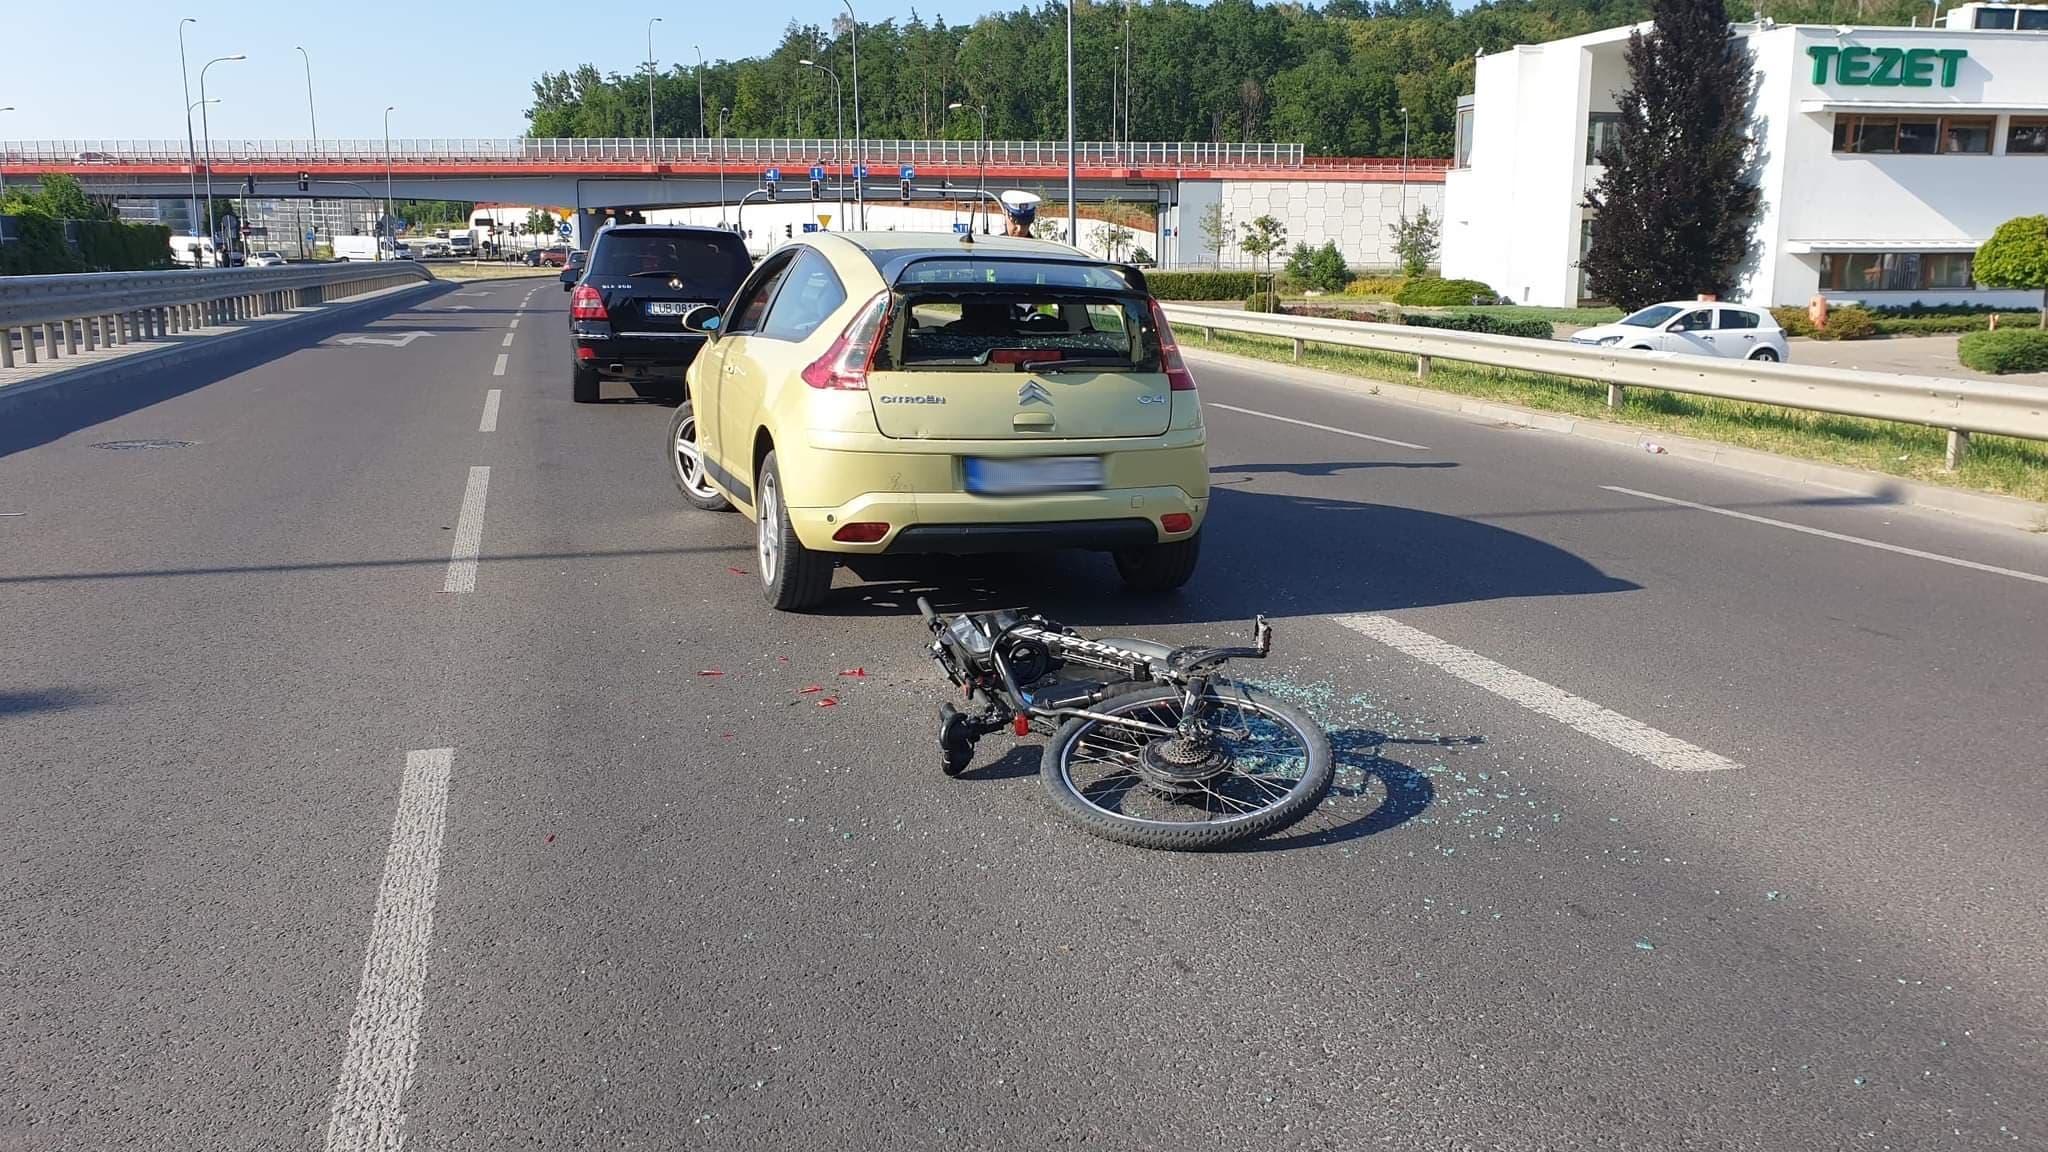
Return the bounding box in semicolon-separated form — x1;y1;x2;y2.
892;257;1137;292
876;290;1161;372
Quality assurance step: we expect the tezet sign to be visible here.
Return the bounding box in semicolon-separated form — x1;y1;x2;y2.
1808;45;1969;88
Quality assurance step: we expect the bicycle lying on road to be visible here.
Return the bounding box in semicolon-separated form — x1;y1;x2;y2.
919;598;1334;851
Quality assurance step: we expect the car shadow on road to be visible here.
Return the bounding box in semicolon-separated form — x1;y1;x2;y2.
1212;460;1460;479
839;484;1639;627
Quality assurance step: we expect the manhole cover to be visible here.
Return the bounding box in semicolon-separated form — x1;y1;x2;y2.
91;439;198;451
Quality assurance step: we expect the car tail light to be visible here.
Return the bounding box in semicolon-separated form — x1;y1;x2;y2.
831;522;890;543
1161;513;1193;533
571;283;607;321
801;292;892;391
575;345;596;361
1147;298;1198;392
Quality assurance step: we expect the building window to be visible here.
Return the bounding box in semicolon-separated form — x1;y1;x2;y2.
1586;112;1621;164
1834;114;1993;154
1973;6;2017;26
1820;251;1975;292
2026;8;2048;28
1455;106;1475;169
2009;118;2048;154
1980;5;2048;27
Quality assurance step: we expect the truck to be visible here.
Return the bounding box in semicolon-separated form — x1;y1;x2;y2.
333;235;398;261
447;233;474;258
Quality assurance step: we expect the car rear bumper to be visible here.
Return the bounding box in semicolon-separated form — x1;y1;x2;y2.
786;485;1206;554
571;331;708;377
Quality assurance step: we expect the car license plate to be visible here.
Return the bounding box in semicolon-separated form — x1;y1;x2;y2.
646;301;694;316
964;456;1104;496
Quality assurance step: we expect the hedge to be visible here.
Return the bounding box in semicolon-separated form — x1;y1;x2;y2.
1771;305;1877;341
1245;289;1284;313
1343;275;1408;298
1144;270;1258;300
1399;311;1553;341
1395;276;1500;307
0;216;172;275
1957;329;2048;374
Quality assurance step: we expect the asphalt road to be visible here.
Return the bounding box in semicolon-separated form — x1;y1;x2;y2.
2;278;2044;1151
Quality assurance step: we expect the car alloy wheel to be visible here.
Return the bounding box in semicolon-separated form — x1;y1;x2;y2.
757;469;781;585
673;414;716;499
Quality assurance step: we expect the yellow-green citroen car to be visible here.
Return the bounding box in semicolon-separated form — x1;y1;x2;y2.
663;232;1209;611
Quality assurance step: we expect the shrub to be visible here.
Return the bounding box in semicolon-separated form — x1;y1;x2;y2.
1957;329;2048;374
1145;270;1258;300
1400;311;1554;341
1395;277;1500;307
1771;304;1876;340
1245;288;1284;313
1868;312;2037;336
1344;275;1408;298
0;215;171;274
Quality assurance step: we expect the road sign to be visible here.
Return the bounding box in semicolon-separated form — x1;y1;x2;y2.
558;222;572;237
900;165;915;181
810;165;825;181
854;164;868;179
802;223;819;233
764;167;782;183
817;214;833;229
953;222;971;235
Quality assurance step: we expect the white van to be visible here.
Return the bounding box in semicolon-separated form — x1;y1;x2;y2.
333;235;397;261
169;234;225;267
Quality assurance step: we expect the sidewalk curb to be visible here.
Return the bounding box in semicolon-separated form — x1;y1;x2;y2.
0;279;445;420
1184;345;2048;534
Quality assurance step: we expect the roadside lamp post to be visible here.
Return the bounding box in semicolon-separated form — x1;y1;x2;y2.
296;46;319;258
1399;105;1411;224
383;106;396;262
646;18;662;156
694;44;706;139
1066;0;1077;246
199;53;244;248
799;60;845;227
717;106;730;227
178;18;199;234
947;102;988;233
840;1;864;227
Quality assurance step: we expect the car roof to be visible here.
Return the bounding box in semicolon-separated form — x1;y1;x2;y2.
799;230;1121;285
593;224;740;239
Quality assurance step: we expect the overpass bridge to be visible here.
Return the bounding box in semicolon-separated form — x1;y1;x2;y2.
3;137;1451;265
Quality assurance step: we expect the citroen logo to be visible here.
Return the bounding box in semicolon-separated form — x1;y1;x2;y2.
1017;379;1053;406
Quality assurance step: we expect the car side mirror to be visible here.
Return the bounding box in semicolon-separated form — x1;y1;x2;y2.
683;305;722;335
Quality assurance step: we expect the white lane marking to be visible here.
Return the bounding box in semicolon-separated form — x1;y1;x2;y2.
1602;485;2048;587
322;748;454;1152
491;353;508;376
500;332;515;348
1336;614;1742;772
1207;402;1430;451
479;389;501;433
507;317;520;330
442;466;490;593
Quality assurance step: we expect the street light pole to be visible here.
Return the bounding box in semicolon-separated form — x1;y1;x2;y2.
178;18;199;235
296;46;318;260
717;106;730;227
646;18;662;154
947;102;987;234
694;45;706;139
383;105;396;262
1399;105;1411;224
800;60;845;229
1065;0;1077;247
840;0;863;227
199;53;243;257
0;108;12;201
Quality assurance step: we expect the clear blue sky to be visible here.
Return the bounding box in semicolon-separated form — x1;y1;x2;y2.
4;1;1023;141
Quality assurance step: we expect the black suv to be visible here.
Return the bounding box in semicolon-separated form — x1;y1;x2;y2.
568;225;753;403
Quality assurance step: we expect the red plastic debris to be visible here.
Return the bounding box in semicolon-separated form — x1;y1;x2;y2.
1013;714;1030;736
545;834;555;844
838;667;867;678
817;697;839;708
727;566;748;575
697;669;725;677
722;732;734;739
798;685;823;694
777;655;789;663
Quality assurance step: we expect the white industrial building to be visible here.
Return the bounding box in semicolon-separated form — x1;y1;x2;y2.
1442;3;2048;308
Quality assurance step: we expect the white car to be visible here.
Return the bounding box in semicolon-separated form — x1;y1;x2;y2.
245;251;287;268
1570;301;1789;363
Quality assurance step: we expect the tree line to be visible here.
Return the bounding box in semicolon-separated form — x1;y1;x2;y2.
528;0;1953;158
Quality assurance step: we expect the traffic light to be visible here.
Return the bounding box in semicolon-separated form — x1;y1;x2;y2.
244;174;256;195
785;224;793;238
765;177;778;201
810;178;822;201
899;179;912;204
297;171;310;192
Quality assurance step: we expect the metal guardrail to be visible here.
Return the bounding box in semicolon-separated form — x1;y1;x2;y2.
0;138;1456;173
1163;303;2048;467
0;261;433;370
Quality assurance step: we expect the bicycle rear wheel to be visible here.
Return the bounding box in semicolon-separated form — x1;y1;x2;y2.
1040;683;1332;851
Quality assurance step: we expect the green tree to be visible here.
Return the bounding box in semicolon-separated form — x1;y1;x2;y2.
1;173;113;221
1581;0;1761;309
1096;198;1135;261
1389;205;1440;277
1198;201;1232;269
1973;215;2048;329
1238;214;1287;280
527;209;556;242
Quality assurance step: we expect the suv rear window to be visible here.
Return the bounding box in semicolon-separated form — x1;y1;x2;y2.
590;231;751;296
877;289;1161;372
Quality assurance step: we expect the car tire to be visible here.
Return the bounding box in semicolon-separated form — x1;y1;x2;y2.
1113;530;1201;595
665;402;731;512
1749;347;1780;362
755;451;834;612
572;364;600;403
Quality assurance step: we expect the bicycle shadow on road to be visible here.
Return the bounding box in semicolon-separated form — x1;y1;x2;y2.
1228;729;1470;852
841;484;1638;627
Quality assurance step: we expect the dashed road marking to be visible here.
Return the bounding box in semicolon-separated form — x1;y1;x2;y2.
1208;402;1430;451
500;333;515;348
1602;485;2048;587
321;747;454;1152
508;317;520;330
479;389;501;433
441;466;490;593
1336;614;1741;772
492;353;507;376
